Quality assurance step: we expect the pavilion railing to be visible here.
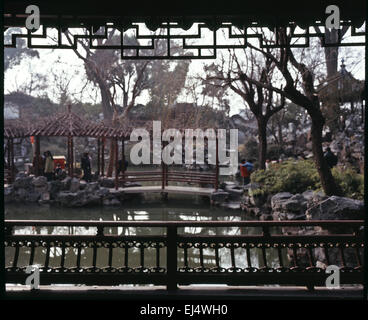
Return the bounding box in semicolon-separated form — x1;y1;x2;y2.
4;220;364;290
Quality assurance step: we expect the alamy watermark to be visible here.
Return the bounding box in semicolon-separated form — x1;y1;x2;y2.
24;4;341;32
129;121;239;176
23;263;340;289
25;265;40;290
325;265;340;289
25;5;40;31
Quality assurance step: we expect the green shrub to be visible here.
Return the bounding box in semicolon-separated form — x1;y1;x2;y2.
250;159;363;200
330;166;364;200
251;159;319;195
248;188;265;197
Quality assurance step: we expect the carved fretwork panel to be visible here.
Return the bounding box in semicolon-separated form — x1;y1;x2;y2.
4;21;365;60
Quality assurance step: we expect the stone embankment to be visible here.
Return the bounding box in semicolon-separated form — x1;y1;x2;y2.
5;173;141;207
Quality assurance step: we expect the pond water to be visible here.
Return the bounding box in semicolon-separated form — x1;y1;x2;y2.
5;194;289;283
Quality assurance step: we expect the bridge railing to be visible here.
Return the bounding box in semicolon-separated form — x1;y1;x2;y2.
120;169;218;190
120;170;163;183
166;170;217;186
4;220;364;290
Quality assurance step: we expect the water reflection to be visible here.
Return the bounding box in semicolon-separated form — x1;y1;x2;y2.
5;198;289;279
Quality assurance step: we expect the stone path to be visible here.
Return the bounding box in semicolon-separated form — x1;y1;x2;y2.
119;185;216;196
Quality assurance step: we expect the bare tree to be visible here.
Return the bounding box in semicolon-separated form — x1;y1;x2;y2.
64;30;153;123
146;58;190;126
15;62;48;96
63;30;157;176
204;49;285;169
201;63;228;109
240;27;342;195
268;102;307;150
63;28;192;176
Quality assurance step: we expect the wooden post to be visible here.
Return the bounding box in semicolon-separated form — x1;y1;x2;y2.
67;136;74;177
70;137;74;177
165;160;168;186
35;136;40;177
165;138;169;187
97;138;101;176
67;136;70;176
121;138;125;187
10;138;15;182
215;134;219;191
7;138;14;183
101;137;105;177
166;140;169;186
115;138;119;190
166;226;178;291
7;139;11;182
161;140;165;190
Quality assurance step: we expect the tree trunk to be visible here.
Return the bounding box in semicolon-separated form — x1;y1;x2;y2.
309;108;342;196
99;85;114;122
121;106;131;119
257;117;267;170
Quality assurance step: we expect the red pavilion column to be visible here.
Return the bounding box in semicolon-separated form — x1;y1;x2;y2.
114;138;119;190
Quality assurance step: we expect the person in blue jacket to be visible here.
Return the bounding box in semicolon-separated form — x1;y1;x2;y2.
240;159;254;185
244;159;254;175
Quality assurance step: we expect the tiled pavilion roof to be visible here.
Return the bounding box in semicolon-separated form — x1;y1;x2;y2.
4;119;33;139
4;106;153;139
4;105;227;140
27;106;121;138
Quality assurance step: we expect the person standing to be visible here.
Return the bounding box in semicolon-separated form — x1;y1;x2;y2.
32;152;44;176
81;152;92;182
265;159;271;170
44;151;54;181
117;159;129;175
41;151;47;175
244;159;254;175
54;163;63;179
240;159;251;186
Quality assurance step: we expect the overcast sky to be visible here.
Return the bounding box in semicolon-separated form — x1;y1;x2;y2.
4;24;365;117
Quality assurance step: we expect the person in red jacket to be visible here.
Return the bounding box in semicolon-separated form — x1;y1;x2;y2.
240;159;250;186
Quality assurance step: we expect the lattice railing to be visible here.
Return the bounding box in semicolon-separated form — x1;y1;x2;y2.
4;220;364;289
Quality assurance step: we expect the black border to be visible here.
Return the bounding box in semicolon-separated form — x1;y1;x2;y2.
0;0;367;304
